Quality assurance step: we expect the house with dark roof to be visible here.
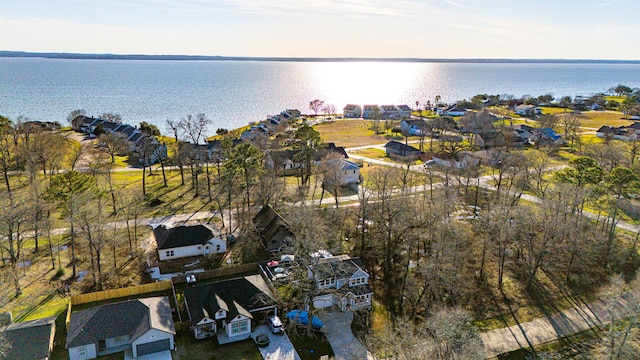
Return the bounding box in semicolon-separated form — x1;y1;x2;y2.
253;205;295;253
343;104;362;118
596;125;639;141
1;316;56;360
153;224;226;261
384;140;422;161
184;275;277;342
65;296;175;360
308;255;373;311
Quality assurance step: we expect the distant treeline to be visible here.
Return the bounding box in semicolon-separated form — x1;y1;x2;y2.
1;50;640;64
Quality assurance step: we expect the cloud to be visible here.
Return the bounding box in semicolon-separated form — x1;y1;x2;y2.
594;1;615;7
443;0;467;8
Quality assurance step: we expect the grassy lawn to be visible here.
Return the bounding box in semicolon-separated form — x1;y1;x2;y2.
287;328;334;360
538;106;570;115
352;148;387;161
576;110;633;129
173;332;262;360
314;120;402;148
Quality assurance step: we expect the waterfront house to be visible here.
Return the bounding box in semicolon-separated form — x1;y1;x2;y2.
363;105;380;119
380;105;399;119
396;104;413;118
66;296;175;360
343;104;362;118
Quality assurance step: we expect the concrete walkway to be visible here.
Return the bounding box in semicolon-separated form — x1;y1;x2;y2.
252;325;301;360
321;311;374;360
480;295;636;358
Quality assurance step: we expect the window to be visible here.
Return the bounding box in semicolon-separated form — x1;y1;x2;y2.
231;320;248;334
165;250;174;257
216;244;221;252
318;278;335;287
197;246;202;250
350;277;366;286
78;346;88;357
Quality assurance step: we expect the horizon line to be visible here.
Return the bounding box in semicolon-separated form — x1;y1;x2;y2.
2;50;640;64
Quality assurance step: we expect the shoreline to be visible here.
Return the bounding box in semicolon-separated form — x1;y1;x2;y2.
2;51;640;64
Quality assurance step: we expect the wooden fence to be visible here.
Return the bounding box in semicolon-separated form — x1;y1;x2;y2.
172;262;259;285
70;281;173;305
66;281;173;330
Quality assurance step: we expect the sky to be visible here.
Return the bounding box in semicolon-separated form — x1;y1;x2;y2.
1;0;639;59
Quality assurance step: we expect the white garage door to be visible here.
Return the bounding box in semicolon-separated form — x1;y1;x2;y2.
313;294;334;309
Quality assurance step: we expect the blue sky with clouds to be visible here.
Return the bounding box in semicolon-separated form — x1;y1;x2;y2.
1;0;637;59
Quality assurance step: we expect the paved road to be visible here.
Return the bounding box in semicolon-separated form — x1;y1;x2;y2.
480;295;637;358
321;311;374;360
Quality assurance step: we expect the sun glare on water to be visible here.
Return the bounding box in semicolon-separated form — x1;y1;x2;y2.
307;61;436;108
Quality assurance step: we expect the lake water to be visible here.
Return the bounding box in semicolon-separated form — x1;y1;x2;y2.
2;57;640;134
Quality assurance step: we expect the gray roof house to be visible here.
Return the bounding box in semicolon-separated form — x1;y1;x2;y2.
309;255;373;312
65;296;175;360
384;140;422;161
184;275;277;343
1;316;56;360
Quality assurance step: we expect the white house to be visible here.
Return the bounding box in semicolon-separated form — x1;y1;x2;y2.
154;224;226;261
343;104;363;118
308;255;373;312
66;297;175;360
437;105;467;117
184;275;277;342
323;159;361;185
514;104;542;116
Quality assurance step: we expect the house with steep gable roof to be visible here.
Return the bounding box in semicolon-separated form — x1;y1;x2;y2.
65;296;175;360
153;223;226;261
253;205;295;253
183;275;277;342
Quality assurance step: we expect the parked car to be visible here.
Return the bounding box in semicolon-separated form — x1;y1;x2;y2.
268;315;283;334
